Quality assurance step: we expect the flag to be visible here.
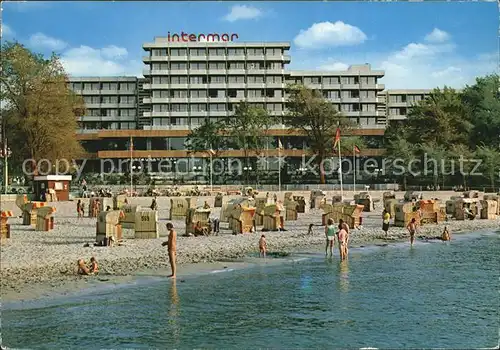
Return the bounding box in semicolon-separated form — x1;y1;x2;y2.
354;145;361;154
129;137;134;152
333;128;341;150
278;139;283;150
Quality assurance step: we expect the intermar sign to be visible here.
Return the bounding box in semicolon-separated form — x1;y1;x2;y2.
167;32;239;42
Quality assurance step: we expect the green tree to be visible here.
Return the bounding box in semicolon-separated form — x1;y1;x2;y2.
1;42;85;175
418;142;448;189
462;74;500;149
404;87;472;148
284;84;353;184
186;119;227;157
385;134;418;190
224;101;271;183
476;145;500;190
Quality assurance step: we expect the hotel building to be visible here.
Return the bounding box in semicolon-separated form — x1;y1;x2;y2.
71;37;432;179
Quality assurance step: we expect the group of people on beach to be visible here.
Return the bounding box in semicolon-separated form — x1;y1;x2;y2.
324;218;350;260
77;257;99;275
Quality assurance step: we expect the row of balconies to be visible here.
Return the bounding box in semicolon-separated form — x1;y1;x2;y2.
142;83;384;90
144;68;285;76
82;103;137;109
72;89;137;95
143;54;292;62
140;110;382;118
141;97;379;104
77;116;137;122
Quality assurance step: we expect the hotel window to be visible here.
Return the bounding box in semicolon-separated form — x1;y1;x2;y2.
171;117;188;125
360;76;369;84
324;91;340;99
190;76;207;84
247;62;263;70
361;104;376;112
171;90;188;98
170;48;187;56
208;76;225;84
89;109;101;116
266;62;283;70
190;48;206;56
120;109;136;117
304;77;320;84
266;76;282;83
120;96;135;104
101;96;118;103
247;48;264;56
152;118;169;126
367;77;376;84
170;76;187;84
190;62;207;70
152;63;169;70
227;48;245;56
248;76;264;83
152;77;169;84
171;62;187;70
209;62;225;70
83;83;100;90
228;76;245;83
190;117;205;126
120;122;136;129
190;90;207;98
152;49;167;57
72;83;82;90
171;104;188;112
153;90;169;98
119;83;135;91
266;103;282;111
101;109;118;117
190;104;207;112
208;48;225;56
323;77;340;85
209;103;225;111
265;48;282;56
228;62;245;70
247;90;263;98
153;104;169;112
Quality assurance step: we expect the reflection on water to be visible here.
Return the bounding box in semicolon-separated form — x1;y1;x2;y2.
339;261;349;293
168;279;180;345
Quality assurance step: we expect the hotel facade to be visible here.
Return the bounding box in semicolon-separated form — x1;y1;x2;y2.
71;37;432;181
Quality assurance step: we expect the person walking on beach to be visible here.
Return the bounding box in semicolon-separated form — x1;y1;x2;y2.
77;200;83;218
259;234;267;258
382;209;390;236
150;196;158;211
407;218;418;246
162;222;177;278
338;226;347;261
325;218;336;257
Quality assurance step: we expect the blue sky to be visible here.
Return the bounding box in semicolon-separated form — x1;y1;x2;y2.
2;1;497;88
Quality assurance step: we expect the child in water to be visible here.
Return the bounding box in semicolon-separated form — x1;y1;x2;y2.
259;235;267;258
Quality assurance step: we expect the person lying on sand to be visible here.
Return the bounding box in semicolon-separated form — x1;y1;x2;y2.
77;259;91;275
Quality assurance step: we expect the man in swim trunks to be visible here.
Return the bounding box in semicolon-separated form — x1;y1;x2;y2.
162;222;177;278
338;227;347;261
259;234;267;258
407;218;418;246
382;209;390;236
325;218;336;257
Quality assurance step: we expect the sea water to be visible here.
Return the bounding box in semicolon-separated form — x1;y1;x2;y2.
2;231;499;349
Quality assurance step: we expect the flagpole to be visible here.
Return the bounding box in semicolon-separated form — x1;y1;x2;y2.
278;144;281;193
130;136;133;196
209;151;213;193
353;145;356;193
338;136;343;198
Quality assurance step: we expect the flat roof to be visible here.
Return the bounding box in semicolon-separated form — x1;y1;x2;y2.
34;175;73;181
143;40;291;50
68;77;139;82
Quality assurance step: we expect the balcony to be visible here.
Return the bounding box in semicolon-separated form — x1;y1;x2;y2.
151;111;170;117
81;89;101;95
207;55;226;61
247;54;265;61
170;111;189;117
142;56;151;62
169;69;189;75
100;102;120;108
360;111;379;117
188;83;208;89
341;97;360;103
266;68;285;75
207;69;227;75
100;89;119;95
388;114;408;121
208;97;227;103
247;69;266;75
387;101;409;107
142;97;152;104
208;111;228;117
150;97;169;103
170;97;189;103
247;83;266;89
189;97;208;103
190;111;209;117
226;69;246;75
119;103;136;108
147;56;169;62
189;55;207;61
227;55;245;61
189;69;208;75
322;83;341;89
168;83;189;89
169;56;188;61
266;82;284;89
341;84;360;89
207;83;227;89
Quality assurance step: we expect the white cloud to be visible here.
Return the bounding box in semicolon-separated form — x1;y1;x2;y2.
28;33;68;51
291;28;496;89
4;1;51;12
60;45;142;76
294;21;367;49
319;61;349;71
425;28;450;43
1;23;15;38
223;5;262;22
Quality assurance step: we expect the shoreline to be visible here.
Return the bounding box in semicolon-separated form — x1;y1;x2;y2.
2;223;498;304
2;193;499;303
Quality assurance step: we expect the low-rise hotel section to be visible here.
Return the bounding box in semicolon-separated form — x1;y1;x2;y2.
70;38;433;173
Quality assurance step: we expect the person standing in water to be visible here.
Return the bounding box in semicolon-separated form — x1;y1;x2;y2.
338;219;350;259
325;218;336;257
407;218;418;246
382;209;390;236
338;226;347;261
162;222;177;278
259;235;267;258
441;226;451;241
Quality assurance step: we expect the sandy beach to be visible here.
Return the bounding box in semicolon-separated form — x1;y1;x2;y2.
1;191;499;302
